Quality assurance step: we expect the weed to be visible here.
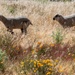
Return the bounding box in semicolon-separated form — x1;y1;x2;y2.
0;32;23;60
51;29;64;44
20;59;55;75
0;49;6;72
7;4;17;14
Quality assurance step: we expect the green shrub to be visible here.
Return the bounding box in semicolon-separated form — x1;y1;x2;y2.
0;33;23;60
51;29;64;44
0;49;6;72
7;4;17;14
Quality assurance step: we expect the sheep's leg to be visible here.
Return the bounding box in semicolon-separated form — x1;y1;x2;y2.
10;28;14;34
11;32;14;34
25;29;27;35
21;28;23;33
9;30;14;34
22;24;28;35
21;28;27;35
7;29;14;34
7;29;10;32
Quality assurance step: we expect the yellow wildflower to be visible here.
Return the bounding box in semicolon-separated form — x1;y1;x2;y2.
36;60;40;63
43;59;51;64
32;50;35;54
58;65;64;73
55;59;59;63
30;60;33;62
21;61;24;65
72;54;74;56
23;50;26;53
48;68;52;71
58;69;64;73
12;44;16;48
20;61;24;67
68;53;71;55
50;43;55;47
39;44;43;48
42;60;46;63
37;42;41;45
37;62;43;67
59;65;62;69
34;70;37;73
34;61;37;65
73;58;75;61
34;64;36;67
48;63;53;66
46;72;51;75
46;59;51;63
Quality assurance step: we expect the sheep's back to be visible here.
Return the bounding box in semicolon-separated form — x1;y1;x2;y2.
64;15;75;27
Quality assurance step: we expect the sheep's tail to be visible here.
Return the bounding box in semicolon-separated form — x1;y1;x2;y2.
30;21;33;25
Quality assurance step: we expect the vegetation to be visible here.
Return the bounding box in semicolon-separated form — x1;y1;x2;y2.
51;29;64;44
0;49;6;72
7;4;17;14
0;0;75;75
34;0;73;2
20;59;55;75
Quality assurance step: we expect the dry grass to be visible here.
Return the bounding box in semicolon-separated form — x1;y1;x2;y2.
0;0;75;48
0;0;75;75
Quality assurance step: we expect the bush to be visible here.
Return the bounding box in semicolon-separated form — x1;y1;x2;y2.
0;33;23;60
7;4;17;14
20;59;55;75
0;49;6;72
51;29;64;44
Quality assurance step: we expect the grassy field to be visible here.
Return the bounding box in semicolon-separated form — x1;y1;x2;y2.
0;0;75;75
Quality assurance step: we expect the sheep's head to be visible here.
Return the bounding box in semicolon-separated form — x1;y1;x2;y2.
53;14;64;21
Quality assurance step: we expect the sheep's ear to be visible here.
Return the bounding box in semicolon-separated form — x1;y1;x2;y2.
53;14;59;20
55;14;60;17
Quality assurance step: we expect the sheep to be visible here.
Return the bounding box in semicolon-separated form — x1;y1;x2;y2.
0;15;33;34
53;14;75;28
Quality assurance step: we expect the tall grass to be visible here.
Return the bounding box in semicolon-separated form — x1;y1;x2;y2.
0;0;75;75
0;0;75;47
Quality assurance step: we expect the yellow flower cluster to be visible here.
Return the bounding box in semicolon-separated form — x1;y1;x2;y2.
30;59;54;74
20;59;55;75
37;62;43;67
43;59;51;63
57;65;65;73
37;42;43;49
46;72;51;75
20;61;24;67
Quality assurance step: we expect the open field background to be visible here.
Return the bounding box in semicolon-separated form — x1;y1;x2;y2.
0;0;75;75
0;0;75;48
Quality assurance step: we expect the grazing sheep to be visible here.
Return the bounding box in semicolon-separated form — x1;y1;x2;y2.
53;14;75;28
0;15;33;34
